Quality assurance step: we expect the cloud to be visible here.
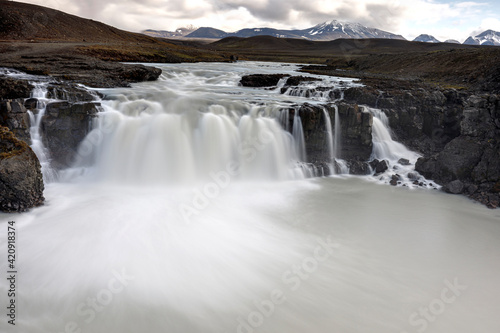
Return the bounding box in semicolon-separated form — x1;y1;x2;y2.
16;0;500;40
470;17;500;36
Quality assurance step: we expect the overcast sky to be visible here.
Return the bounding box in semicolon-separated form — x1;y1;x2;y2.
20;0;500;42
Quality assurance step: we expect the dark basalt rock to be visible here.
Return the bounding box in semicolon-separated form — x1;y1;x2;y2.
390;174;401;186
370;159;389;175
333;102;373;161
348;160;371;175
0;78;33;100
0;99;31;144
41;101;100;169
47;83;101;102
281;102;373;170
444;180;465;194
398;158;411;166
1;56;163;88
342;81;500;208
285;76;322;86
0;126;44;212
240;74;290;87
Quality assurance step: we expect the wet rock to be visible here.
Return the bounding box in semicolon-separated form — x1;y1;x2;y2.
390;174;401;186
47;83;101;102
24;98;38;110
370;159;389;175
416;137;484;184
285;76;322;86
41;101;100;168
0;126;44;212
444;180;464;194
0;78;33;99
389;174;401;186
398;158;411;165
240;74;289;88
296;102;373;166
348;161;370;175
333;102;373;161
0;99;31;144
407;172;419;181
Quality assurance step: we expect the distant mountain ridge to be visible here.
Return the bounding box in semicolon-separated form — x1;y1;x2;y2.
143;20;406;41
143;22;500;48
142;25;197;38
464;30;500;46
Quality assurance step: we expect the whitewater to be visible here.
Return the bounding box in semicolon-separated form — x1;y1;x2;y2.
0;62;499;333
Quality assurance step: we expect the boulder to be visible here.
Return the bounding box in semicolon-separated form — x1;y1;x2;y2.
444;180;464;194
398;158;411;165
0;126;44;212
370;159;389;174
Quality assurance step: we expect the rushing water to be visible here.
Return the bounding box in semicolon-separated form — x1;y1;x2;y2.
0;62;499;333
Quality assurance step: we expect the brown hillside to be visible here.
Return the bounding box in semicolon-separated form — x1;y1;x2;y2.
0;0;159;43
0;1;226;64
210;35;481;62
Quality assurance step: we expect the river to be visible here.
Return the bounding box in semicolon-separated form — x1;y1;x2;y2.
0;62;499;333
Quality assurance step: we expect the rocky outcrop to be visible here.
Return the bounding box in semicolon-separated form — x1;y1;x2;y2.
282;102;373;174
344;84;500;208
41;100;100;169
0;78;33;99
0;99;31;144
240;74;290;87
0;126;44;212
415;95;500;208
1;55;162;88
332;103;373;161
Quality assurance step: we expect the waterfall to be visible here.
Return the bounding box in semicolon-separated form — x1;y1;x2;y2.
365;106;436;188
322;105;349;175
368;107;420;162
292;107;307;163
27;83;58;182
333;104;341;160
279;108;290;132
320;107;334;174
72;97;313;184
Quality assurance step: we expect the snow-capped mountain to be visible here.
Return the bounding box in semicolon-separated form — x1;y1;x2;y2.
148;20;405;41
463;30;500;46
413;34;441;43
444;39;460;44
302;20;405;40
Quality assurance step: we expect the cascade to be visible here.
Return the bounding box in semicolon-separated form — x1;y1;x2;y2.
332;104;341;160
365;106;435;188
27;83;58;182
368;107;420;162
292;107;307;164
320;106;334;174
